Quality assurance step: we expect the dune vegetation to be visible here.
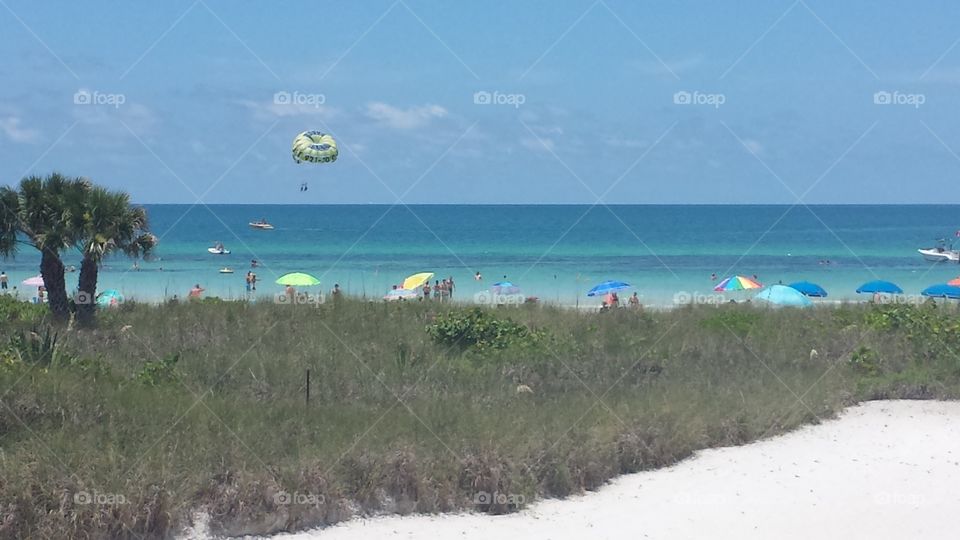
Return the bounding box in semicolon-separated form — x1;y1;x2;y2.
1;296;959;538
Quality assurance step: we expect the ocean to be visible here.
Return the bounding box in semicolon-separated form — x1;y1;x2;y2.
4;204;960;306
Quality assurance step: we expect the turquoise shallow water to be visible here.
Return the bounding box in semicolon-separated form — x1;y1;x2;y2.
3;204;960;306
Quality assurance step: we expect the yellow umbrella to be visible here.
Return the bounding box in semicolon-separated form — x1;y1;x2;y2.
402;272;434;290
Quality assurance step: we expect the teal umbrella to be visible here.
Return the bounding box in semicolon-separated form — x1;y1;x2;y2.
755;285;812;308
96;289;124;307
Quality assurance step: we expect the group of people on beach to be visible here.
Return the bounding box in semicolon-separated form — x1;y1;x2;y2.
600;291;642;311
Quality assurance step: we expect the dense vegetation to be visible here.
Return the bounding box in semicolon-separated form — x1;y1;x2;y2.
1;297;958;538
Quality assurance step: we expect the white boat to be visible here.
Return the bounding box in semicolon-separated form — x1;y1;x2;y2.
919;247;960;262
249;221;274;230
208;245;230;255
219;267;234;274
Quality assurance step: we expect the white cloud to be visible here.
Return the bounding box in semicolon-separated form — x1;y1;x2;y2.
239;99;337;121
364;102;447;130
0;116;40;143
741;138;763;155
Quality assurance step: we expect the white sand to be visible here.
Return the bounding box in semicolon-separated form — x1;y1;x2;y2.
262;400;960;540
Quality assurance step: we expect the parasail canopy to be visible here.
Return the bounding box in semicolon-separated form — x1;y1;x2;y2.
292;131;338;164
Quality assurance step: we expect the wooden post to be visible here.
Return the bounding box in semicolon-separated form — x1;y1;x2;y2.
306;368;310;405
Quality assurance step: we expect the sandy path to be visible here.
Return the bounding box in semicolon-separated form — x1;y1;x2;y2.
260;400;960;540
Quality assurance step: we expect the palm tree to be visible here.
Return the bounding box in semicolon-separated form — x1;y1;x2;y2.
75;187;154;326
0;173;89;322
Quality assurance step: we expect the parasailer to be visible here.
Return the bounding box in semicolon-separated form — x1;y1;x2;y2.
292;131;338;164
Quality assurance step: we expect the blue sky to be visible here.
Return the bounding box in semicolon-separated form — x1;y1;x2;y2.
2;1;960;204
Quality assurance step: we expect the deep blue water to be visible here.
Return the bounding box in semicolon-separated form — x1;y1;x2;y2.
3;205;959;305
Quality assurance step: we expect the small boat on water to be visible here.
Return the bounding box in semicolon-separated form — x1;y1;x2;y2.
208;242;230;255
919;238;960;262
219;267;234;274
249;219;274;230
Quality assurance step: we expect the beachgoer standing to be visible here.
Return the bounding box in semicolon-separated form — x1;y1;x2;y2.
0;271;7;290
285;284;296;301
245;271;252;293
434;280;441;300
331;283;342;301
448;276;455;299
423;281;431;300
250;272;257;291
189;284;204;299
628;292;640;309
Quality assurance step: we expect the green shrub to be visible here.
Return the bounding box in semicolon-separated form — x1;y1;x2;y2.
135;353;181;386
426;308;540;351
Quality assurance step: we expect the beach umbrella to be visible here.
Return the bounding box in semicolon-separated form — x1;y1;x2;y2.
788;281;828;298
96;289;124;307
713;275;762;292
755;285;813;307
587;280;631;297
384;288;418;301
855;280;903;294
22;275;44;287
948;277;960;287
921;284;960;299
491;281;520;295
402;272;434;291
275;272;321;286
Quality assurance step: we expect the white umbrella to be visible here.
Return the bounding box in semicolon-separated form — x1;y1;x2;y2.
22;275;44;286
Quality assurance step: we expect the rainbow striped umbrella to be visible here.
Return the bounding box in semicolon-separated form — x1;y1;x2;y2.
714;275;763;292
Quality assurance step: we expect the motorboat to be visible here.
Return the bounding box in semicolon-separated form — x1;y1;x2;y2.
249;219;274;230
208;242;230;255
919;247;960;262
919;238;960;262
219;267;234;274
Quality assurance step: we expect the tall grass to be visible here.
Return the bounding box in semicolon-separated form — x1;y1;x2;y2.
1;298;959;538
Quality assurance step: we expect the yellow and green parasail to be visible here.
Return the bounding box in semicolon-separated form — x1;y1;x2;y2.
292;131;338;164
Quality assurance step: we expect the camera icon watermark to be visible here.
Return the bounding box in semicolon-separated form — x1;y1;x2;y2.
673;90;725;108
474;291;525;305
274;490;324;506
473;491;525;506
73;490;128;506
73;89;126;109
274;291;326;307
273;90;326;108
873;90;924;108
673;291;725;305
473;90;526;108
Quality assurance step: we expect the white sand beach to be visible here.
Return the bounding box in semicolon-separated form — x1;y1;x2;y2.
265;400;960;540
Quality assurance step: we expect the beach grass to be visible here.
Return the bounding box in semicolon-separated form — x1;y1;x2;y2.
2;297;960;538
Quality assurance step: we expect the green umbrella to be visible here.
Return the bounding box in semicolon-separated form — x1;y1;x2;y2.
275;272;321;286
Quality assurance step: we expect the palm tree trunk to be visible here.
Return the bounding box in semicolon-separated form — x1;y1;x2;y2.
76;255;99;327
39;248;69;323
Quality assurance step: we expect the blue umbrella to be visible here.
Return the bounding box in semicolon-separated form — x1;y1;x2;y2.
587;280;632;297
921;284;960;299
491;281;520;295
788;281;828;298
755;285;813;307
856;280;903;294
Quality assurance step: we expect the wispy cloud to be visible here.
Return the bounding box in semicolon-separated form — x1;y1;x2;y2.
0;116;40;143
364;102;447;130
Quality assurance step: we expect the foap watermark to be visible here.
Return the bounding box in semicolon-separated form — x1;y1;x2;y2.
274;490;325;506
73;490;128;506
873;90;924;108
673;291;726;306
473;491;525;507
872;294;932;306
473;90;526;108
73;89;125;109
274;291;326;307
474;291;525;305
673;90;725;108
273;90;326;108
